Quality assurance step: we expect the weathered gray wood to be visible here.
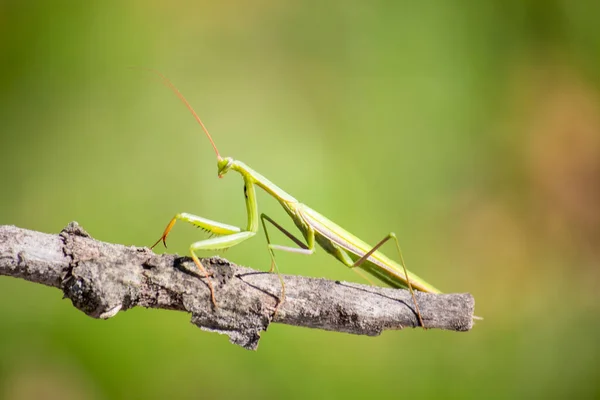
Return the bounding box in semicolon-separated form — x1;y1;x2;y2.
0;222;475;350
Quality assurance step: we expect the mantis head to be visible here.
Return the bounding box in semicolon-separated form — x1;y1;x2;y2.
217;157;234;178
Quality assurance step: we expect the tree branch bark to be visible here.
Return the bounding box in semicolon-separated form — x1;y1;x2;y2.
0;222;475;350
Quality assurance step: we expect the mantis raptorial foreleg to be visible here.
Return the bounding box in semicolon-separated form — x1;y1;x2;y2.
349;233;425;327
151;213;243;247
151;213;256;306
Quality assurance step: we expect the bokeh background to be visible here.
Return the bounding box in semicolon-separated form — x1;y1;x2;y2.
1;1;599;399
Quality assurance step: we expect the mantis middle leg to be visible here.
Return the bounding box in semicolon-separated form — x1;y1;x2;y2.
260;213;315;308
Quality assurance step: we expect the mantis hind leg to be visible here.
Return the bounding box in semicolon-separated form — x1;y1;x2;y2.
260;213;315;311
329;247;378;286
350;233;426;328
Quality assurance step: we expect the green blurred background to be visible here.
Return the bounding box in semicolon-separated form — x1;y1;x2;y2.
1;1;599;399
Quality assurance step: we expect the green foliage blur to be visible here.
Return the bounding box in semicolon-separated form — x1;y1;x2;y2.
1;1;599;399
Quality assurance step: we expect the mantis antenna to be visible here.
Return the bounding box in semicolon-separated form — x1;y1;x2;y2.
136;67;222;160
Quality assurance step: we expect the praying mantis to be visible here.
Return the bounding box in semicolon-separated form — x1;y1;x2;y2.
149;72;441;327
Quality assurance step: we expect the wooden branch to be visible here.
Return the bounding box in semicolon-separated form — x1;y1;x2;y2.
0;222;475;350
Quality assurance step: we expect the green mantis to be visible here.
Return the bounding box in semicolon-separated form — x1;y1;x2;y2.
150;72;441;327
